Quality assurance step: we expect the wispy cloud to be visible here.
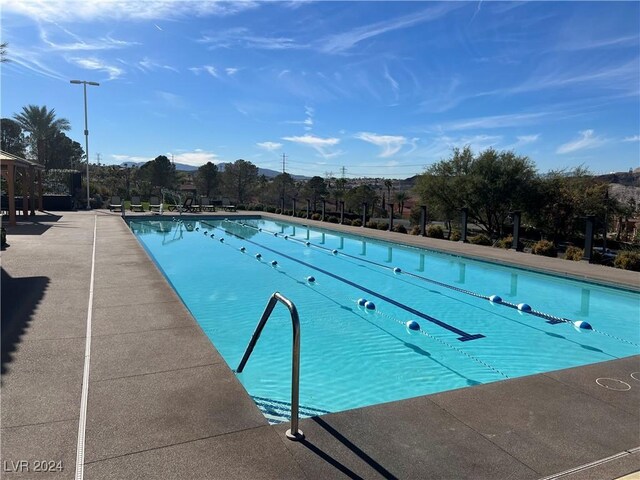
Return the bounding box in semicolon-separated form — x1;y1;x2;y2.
3;0;258;22
355;132;408;157
257;141;283;152
383;65;399;96
502;134;540;151
2;45;67;80
69;56;124;80
198;28;307;50
556;34;639;52
319;3;464;54
138;57;179;73
556;130;606;154
156;91;187;109
284;105;314;131
40;27;137;51
437;112;550;131
189;65;219;78
225;67;239;76
282;134;342;159
623;135;640;142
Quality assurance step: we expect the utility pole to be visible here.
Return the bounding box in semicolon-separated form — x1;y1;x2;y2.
340;166;346;178
281;153;287;174
96;153;101;166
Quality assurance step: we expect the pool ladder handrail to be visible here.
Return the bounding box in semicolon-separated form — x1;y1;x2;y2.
236;292;304;441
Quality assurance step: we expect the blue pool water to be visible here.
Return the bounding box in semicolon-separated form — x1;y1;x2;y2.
130;217;640;422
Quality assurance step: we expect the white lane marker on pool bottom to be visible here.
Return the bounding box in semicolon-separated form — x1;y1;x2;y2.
75;215;97;480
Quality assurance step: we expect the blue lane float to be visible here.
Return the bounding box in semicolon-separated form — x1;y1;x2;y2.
306;276;316;283
305;242;311;246
393;267;402;274
270;260;278;266
517;303;531;312
210;234;215;238
406;320;420;331
332;249;338;255
365;301;376;311
489;295;502;303
219;238;225;243
573;320;593;331
255;253;262;260
239;247;246;252
196;227;200;231
284;235;289;240
357;298;367;307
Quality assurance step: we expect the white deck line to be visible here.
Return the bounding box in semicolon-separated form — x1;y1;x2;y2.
74;215;97;480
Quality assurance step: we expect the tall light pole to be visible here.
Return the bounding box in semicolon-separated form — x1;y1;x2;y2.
70;80;99;209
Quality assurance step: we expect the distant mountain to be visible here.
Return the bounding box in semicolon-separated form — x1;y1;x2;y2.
119;160;307;178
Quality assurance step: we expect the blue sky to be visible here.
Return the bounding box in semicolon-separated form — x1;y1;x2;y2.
2;1;639;178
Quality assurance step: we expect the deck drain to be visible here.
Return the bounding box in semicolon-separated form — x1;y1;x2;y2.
631;372;640;382
596;378;631;391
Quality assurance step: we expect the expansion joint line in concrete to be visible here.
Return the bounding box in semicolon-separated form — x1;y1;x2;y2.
75;215;97;480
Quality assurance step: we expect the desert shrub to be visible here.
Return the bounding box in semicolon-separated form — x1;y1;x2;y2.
265;206;276;213
495;236;513;249
366;221;379;229
275;208;282;214
427;225;445;239
327;216;339;223
469;233;492;246
532;239;557;257
351;218;363;227
377;222;389;230
450;230;461;242
311;213;321;221
410;225;421;235
299;211;307;218
564;246;583;261
342;219;352;226
393;224;407;234
613;250;640;271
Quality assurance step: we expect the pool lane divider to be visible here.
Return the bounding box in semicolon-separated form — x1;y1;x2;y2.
232;221;588;330
203;220;484;342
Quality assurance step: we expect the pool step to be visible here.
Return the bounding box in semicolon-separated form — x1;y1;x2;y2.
251;395;331;424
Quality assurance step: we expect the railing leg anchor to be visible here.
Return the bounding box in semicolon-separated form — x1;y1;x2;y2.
285;429;305;441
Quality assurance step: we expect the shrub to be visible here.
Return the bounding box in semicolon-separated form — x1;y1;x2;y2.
377;222;389;230
327;216;339;223
495;235;513;249
311;213;321;221
275;208;282;214
393;224;407;234
410;225;421;235
366;221;379;229
299;211;307;218
351;218;363;227
532;240;557;257
613;251;640;271
564;246;583;261
236;204;246;211
341;219;352;226
450;230;461;241
469;233;492;246
265;206;276;213
427;225;445;239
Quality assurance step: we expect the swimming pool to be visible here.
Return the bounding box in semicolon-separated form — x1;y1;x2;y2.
130;217;640;422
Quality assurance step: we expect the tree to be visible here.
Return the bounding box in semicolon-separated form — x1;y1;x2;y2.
45;131;84;169
195;162;218;197
13;105;71;165
302;176;328;211
384;179;394;210
140;155;176;189
414;146;538;237
528;168;610;242
221;159;258;204
344;184;378;213
268;173;296;207
395;191;408;216
0;42;8;63
1;118;27;157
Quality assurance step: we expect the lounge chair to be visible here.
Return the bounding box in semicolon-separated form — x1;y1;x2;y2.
200;197;215;212
109;196;123;211
149;196;162;213
168;197;194;213
222;197;236;212
130;196;144;212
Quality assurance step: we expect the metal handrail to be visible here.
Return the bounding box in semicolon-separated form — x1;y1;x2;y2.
236;292;304;441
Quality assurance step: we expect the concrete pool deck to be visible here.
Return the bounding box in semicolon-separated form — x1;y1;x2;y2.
1;210;639;479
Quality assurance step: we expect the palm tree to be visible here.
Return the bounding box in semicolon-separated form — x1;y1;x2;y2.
1;42;8;63
13;105;71;166
395;191;408;216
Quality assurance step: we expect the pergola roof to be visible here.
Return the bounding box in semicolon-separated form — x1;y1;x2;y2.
0;150;45;170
